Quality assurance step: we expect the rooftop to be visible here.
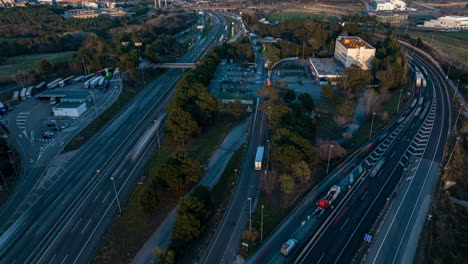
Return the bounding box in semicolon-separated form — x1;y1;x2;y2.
337;36;374;49
309;58;345;78
53;102;85;109
37;90;92;101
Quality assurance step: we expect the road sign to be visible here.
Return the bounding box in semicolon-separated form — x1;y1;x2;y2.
364;233;373;243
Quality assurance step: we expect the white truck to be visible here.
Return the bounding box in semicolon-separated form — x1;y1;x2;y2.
47;78;63;89
26;86;33;99
84;76;98;89
255;146;264;170
59;76;74;87
280;239;298;256
20;88;27;101
90;76;103;89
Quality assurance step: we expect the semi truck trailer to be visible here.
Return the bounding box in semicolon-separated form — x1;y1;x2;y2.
255;146;264;170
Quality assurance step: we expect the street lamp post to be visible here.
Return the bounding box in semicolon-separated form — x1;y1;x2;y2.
397;89;403;112
326;145;334;175
266;140;270;171
110;176;122;214
261;204;264;241
444;137;460;170
369;112;376;140
445;62;452;79
51;120;62;146
453;104;464;133
248;197;252;232
453;80;460;104
91;92;99;120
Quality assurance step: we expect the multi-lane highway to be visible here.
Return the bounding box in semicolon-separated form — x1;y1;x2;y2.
248;50;450;264
200;98;267;264
0;12;227;264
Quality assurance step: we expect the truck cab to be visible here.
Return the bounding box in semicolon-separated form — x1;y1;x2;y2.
280;239;298;256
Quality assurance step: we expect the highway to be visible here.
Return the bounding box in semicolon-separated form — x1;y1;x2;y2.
293;54;450;264
0;12;227;264
247;51;450;264
200;98;267;264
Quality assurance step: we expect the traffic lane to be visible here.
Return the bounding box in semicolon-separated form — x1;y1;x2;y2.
297;115;424;264
368;62;449;264
201;108;266;264
33;19;228;264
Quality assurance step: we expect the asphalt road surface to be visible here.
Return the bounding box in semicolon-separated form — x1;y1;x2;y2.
293;53;450;264
200;98;267;264
248;52;450;264
0;12;227;264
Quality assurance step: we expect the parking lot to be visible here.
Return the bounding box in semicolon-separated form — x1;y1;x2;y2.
209;61;264;97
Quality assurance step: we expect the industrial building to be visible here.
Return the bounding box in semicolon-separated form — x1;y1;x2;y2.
36;90;93;103
370;0;407;11
52;102;87;117
334;36;376;70
64;9;99;18
422;16;468;30
309;58;345;83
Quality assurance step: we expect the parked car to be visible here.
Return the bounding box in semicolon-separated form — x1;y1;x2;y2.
42;131;55;139
1;134;8;140
0;120;7;125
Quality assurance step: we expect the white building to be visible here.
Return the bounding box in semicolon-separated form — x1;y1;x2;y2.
334;36;376;70
52;102;87;117
422;16;468;30
82;1;98;9
371;0;407;11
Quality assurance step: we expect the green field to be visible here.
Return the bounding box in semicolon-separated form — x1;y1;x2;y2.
265;13;339;23
406;31;468;66
0;51;76;77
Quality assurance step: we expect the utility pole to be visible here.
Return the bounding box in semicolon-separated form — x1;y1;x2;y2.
81;57;87;75
444;137;460;170
453;104;464;133
301;43;305;67
261;205;264;241
369;112;376;139
248;197;252;232
397;89;403;112
326;145;334;175
446;61;452;79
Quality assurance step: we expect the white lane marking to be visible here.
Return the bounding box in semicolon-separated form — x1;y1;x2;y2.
317;252;326;264
47;254;56;264
92;190;103;203
71;218;82;233
102;191;110;203
59;254;68;264
81;219;92;234
361;191;369;201
339;218;350;231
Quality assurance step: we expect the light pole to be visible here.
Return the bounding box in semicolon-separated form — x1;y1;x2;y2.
446;61;452;79
369;112;376;140
110;176;122;214
248;197;252;232
453;104;464;133
452;80;460;104
326;144;334;175
261;204;264;241
444;137;460;170
154;119;161;149
91;92;99;120
266;140;270;171
51;120;62;146
397;89;403;112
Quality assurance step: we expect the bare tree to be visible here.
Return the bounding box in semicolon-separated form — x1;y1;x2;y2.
358;88;381;117
316;140;346;165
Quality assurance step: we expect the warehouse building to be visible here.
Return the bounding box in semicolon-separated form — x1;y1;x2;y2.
422;16;468;30
52;102;87;117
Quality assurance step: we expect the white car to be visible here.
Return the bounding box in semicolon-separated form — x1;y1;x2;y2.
1;134;8;140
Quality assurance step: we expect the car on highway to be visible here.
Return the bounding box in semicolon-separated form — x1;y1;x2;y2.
42;131;55;139
60;123;69;129
280;238;298;256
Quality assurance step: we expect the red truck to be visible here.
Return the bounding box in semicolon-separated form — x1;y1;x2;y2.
313;185;342;218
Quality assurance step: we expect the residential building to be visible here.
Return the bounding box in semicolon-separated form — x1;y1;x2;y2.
422;16;468;30
334;36;376;70
370;0;407;11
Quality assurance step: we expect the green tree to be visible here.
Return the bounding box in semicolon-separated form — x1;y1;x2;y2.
195;91;219;125
152;247;175;264
262;44;281;67
320;85;334;103
156;159;184;190
341;65;372;99
172;194;209;248
282;89;296;103
334;104;355;127
298;93;314;112
38;59;51;73
279;174;295;194
140;187;159;214
226;100;246;120
415;36;424;48
173;151;204;183
292;160;312;183
269;104;292;128
273;145;304;167
166;108;198;145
